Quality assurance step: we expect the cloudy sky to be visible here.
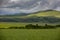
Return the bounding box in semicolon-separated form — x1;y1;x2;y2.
0;0;60;14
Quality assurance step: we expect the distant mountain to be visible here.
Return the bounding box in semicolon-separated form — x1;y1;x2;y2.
0;16;60;23
24;10;60;18
1;10;60;15
0;10;60;23
0;10;16;15
0;10;60;18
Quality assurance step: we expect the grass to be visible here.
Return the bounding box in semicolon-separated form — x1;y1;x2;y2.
0;22;58;28
0;28;60;40
0;22;28;28
27;11;60;18
0;10;60;40
0;22;43;28
0;10;60;18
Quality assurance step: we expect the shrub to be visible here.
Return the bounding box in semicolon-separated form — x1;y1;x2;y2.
18;27;25;29
8;24;57;29
25;24;36;29
56;25;60;27
0;28;6;29
44;24;56;29
8;27;18;29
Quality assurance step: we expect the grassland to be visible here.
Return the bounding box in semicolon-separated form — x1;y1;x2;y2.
0;28;60;40
0;22;58;28
0;22;43;28
0;10;60;40
27;10;60;18
0;10;60;18
0;22;26;28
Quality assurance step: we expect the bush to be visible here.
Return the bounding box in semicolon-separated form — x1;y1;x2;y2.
56;25;60;27
8;24;57;29
8;26;25;29
18;27;25;29
25;24;36;29
25;24;56;29
8;27;19;29
0;28;6;29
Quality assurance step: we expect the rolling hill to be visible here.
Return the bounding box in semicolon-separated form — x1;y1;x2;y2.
0;10;60;23
23;10;60;18
0;10;60;18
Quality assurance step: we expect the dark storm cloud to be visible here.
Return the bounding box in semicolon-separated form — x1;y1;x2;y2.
0;0;3;5
0;0;60;9
0;0;60;14
0;0;41;9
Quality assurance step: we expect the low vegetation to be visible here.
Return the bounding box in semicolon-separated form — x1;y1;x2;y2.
0;10;60;40
0;16;60;23
0;24;60;29
0;28;60;40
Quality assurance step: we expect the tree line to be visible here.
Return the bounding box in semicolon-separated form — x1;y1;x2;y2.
0;24;60;29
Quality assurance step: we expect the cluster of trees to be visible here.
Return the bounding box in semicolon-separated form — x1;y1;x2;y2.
0;24;60;29
0;17;60;23
8;24;60;29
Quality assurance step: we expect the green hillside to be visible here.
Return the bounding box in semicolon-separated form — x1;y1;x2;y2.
25;10;60;18
0;10;60;23
0;10;60;18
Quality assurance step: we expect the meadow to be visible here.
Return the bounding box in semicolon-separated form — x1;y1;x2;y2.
0;22;60;40
0;22;58;28
0;28;60;40
0;22;27;28
0;10;60;40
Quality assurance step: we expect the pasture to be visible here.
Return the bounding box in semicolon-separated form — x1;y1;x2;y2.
0;22;27;28
0;28;60;40
0;8;60;40
0;22;60;40
0;22;58;28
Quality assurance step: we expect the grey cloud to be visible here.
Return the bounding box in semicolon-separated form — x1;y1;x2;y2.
0;0;41;9
0;0;60;14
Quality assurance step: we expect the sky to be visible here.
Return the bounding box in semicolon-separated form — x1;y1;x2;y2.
0;0;60;15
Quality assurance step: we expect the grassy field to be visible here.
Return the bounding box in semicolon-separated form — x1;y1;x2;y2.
0;28;60;40
0;22;58;28
0;22;27;28
0;22;45;28
0;10;60;40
